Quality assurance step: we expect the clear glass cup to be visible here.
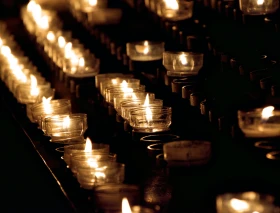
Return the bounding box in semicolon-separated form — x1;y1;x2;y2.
126;41;164;61
163;51;204;77
95;73;132;89
239;0;279;15
129;106;172;133
76;162;125;190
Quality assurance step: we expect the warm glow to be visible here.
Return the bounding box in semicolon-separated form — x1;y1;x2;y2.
230;199;250;211
38;15;49;29
47;31;55;42
112;79;118;85
144;94;152;122
30;74;39;96
65;42;72;52
89;0;97;6
85;137;92;152
58;36;66;48
143;94;150;107
179;54;187;65
1;45;11;56
27;0;36;12
135;41;149;54
257;0;264;5
62;116;70;129
78;57;85;67
122;198;132;213
0;38;3;47
261;106;274;120
164;0;179;10
143;41;149;55
120;80;128;88
42;96;52;114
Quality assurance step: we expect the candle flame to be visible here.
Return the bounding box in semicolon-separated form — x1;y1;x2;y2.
1;45;11;56
143;94;150;106
89;0;97;6
85;137;92;152
261;106;274;119
30;74;39;96
112;79;118;85
257;0;264;5
78;57;85;67
65;42;72;52
164;0;179;10
47;31;55;42
38;15;49;30
42;96;52;114
145;106;153;122
121;80;128;87
122;198;132;213
27;0;36;12
143;41;149;55
179;54;187;65
62;115;70;129
0;38;3;47
230;199;250;211
58;36;66;48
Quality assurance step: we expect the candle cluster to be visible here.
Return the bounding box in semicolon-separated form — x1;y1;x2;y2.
145;0;194;21
0;22;53;105
21;0;100;79
96;73;172;133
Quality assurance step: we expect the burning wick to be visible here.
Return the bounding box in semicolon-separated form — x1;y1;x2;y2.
259;106;274;131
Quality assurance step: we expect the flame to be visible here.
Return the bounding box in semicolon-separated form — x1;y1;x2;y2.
179;54;187;65
78;57;85;67
144;94;152;122
164;0;179;10
143;41;149;55
230;199;249;211
42;96;52;114
85;137;93;152
30;74;39;96
112;79;118;85
122;198;132;213
58;36;66;48
27;0;36;12
257;0;264;5
143;94;150;106
62;116;70;129
65;42;72;52
121;80;128;88
89;0;97;6
38;15;49;29
1;45;11;56
261;106;274;120
47;31;55;42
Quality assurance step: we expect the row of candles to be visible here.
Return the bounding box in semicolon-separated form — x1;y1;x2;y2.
12;0;280;212
21;0;100;79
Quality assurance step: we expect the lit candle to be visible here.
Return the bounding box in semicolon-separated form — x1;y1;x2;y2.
122;198;132;213
30;74;39;96
42;96;53;114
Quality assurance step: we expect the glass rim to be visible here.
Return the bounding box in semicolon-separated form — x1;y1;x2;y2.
126;40;165;46
94;183;139;193
130;106;172;115
31;99;71;110
121;99;163;107
163;51;204;57
238;108;280;116
141;134;180;142
106;85;145;92
64;143;109;150
77;162;125;170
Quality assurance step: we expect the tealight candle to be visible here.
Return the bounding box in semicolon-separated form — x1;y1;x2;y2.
122;198;155;213
239;0;279;15
238;106;280;138
43;114;88;143
129;106;172;133
95;73;133;89
126;41;164;61
216;192;277;213
163;51;204;77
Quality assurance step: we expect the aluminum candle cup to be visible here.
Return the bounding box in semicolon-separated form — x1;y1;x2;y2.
100;78;140;97
63;143;110;166
126;41;164;61
94;184;140;212
159;0;194;21
163;51;204;77
216;192;277;213
70;153;117;175
95;73;133;89
106;85;146;104
76;162;125;190
31;99;71;125
239;0;279;15
121;99;164;121
43;114;88;144
163;140;211;167
238;107;280;138
129;106;172;133
114;93;155;114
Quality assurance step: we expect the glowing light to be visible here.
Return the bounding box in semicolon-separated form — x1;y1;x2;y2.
122;198;132;213
47;31;55;42
78;57;85;67
164;0;179;10
261;106;274;120
230;199;250;211
85;138;92;152
30;74;39;96
58;36;66;48
257;0;264;5
89;0;97;6
1;45;11;56
179;54;187;65
62;116;70;129
42;96;52;114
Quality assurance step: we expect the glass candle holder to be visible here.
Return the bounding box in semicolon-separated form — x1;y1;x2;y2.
43;114;88;143
239;0;279;15
31;99;71;124
70;153;117;175
76;162;125;190
63;143;110;166
216;192;277;213
140;134;180;145
105;85;146;104
15;83;52;104
238;107;280;138
94;184;141;212
147;143;164;159
95;73;132;89
87;8;123;25
100;78;140;97
129;106;172;133
79;0;108;12
126;41;165;61
114;92;155;114
121;99;164;120
163;51;204;77
163;140;211;167
159;0;194;21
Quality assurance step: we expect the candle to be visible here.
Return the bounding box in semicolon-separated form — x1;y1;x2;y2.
122;197;155;213
238;106;280;138
163;51;204;77
239;0;279;15
126;41;164;61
